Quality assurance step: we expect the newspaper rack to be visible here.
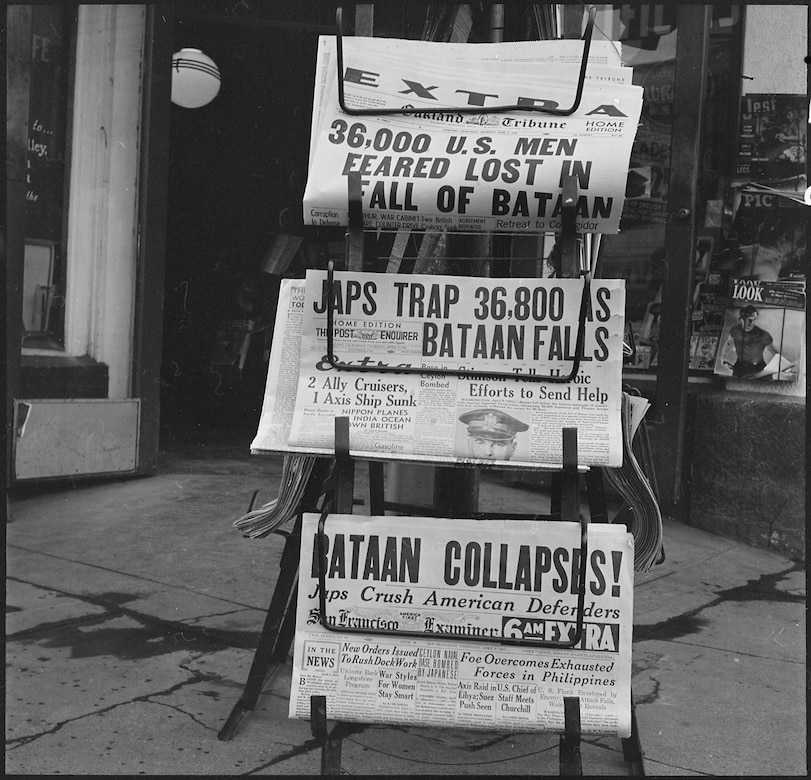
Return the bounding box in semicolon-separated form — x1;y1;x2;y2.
219;187;645;774
220;10;646;773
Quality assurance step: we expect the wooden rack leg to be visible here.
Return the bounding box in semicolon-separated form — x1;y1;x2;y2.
621;694;646;775
368;461;385;515
334;417;355;514
310;419;356;774
559;696;583;776
218;515;302;739
585;468;609;524
551;428;580;522
311;695;343;776
560;427;580;523
560;174;578;277
219;459;332;740
345;171;364;272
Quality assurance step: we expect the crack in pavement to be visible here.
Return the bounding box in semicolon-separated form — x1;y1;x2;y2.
6;668;218;749
633;676;661;706
144;696;219;733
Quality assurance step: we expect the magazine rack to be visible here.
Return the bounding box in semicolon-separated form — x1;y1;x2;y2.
220;6;645;774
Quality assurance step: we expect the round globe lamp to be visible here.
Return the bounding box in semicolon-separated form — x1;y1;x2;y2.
171;48;221;108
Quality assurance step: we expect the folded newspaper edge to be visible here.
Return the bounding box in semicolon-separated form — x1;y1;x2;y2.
602;394;663;573
232;454;318;539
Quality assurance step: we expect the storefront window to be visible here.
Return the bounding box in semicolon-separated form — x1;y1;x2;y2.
22;4;72;351
594;3;743;375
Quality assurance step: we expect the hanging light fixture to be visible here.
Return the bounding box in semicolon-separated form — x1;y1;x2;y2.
171;48;221;108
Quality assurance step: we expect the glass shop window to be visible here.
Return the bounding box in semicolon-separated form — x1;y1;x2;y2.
22;4;73;351
594;3;744;374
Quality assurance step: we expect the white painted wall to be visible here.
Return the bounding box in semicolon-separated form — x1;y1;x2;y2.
742;5;808;96
65;5;145;398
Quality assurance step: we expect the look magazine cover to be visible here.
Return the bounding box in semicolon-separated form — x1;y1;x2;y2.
713;279;805;381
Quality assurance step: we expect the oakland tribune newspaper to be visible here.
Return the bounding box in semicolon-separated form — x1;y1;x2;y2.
304;35;642;234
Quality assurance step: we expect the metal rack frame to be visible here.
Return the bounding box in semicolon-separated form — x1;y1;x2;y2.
324;174;593;385
335;6;597;118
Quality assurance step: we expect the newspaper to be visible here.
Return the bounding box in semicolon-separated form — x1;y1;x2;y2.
304;36;643;233
279;270;624;468
307;36;630;178
289;513;635;737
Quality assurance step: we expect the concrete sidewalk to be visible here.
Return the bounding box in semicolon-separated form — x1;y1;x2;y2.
5;423;806;775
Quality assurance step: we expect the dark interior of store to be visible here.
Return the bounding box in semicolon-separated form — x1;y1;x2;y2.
162;7;321;430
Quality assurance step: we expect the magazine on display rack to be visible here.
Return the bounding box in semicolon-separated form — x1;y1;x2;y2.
735;94;808;189
713;278;806;382
689;272;730;372
712;189;807;283
707;186;807;381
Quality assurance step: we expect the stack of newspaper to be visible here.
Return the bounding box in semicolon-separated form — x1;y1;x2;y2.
602;393;663;572
231;454;317;539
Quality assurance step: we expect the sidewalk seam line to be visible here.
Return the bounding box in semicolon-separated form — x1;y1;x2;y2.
8;543;271;612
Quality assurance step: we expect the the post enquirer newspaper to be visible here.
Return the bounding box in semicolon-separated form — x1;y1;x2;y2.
304;35;642;234
281;270;625;468
289;513;635;736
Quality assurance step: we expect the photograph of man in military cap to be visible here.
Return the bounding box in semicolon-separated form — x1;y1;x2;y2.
457;408;529;461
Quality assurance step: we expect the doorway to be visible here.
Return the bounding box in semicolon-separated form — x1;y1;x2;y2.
160;9;324;437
